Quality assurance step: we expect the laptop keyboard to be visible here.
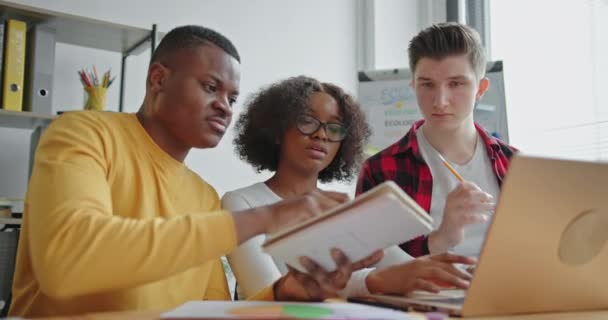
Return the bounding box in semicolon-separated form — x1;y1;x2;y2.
429;297;466;305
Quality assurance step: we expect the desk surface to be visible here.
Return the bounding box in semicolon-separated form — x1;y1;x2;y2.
42;309;608;320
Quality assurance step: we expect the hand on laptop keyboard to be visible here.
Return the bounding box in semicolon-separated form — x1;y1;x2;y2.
365;253;476;296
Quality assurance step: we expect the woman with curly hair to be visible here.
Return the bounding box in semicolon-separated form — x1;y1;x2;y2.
222;76;474;300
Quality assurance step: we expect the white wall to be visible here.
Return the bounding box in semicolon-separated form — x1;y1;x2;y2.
1;0;427;204
490;0;608;160
374;0;419;70
361;0;446;71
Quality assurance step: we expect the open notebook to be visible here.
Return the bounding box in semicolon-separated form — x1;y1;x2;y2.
262;181;433;272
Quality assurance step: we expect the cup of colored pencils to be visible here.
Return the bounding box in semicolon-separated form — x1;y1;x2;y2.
78;66;115;111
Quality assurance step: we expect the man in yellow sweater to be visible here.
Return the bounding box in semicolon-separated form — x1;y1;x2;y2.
10;25;381;317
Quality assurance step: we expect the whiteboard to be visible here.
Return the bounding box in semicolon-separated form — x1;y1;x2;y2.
357;61;509;155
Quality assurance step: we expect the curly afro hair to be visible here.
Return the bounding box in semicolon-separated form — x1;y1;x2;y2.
233;75;371;183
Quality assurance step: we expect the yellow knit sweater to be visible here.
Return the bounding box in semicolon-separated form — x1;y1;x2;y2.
10;111;272;317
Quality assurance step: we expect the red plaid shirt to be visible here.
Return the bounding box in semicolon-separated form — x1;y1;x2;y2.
356;120;517;257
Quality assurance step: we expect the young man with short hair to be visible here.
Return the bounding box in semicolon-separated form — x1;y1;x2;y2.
357;23;517;258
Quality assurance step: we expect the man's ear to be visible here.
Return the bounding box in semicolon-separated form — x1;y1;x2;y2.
476;77;490;101
147;62;169;93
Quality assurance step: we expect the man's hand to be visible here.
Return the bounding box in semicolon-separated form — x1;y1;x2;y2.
274;249;384;301
365;253;476;295
232;190;349;244
428;182;494;253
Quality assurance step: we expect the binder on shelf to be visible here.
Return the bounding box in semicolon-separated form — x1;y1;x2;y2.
1;19;26;112
0;20;6;104
24;25;56;114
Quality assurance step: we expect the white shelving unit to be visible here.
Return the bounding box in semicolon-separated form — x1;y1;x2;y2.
0;0;162;178
0;109;53;129
0;0;163;111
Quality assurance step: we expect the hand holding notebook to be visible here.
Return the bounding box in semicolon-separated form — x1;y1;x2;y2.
262;181;434;272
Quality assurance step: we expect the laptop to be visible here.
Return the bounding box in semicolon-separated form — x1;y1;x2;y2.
350;155;608;317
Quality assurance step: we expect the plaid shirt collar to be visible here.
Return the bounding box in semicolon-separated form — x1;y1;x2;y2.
389;120;504;161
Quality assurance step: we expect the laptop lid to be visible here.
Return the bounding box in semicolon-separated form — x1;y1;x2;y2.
463;155;608;317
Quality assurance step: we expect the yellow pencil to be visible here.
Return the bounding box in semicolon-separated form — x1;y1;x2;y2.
437;153;465;182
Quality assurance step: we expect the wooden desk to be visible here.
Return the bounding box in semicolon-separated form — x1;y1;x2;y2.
462;311;608;320
42;310;160;320
43;309;608;320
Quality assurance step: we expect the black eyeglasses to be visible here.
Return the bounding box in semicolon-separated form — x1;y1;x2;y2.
295;114;348;142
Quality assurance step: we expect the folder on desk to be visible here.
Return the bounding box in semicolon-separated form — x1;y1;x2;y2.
2;19;27;111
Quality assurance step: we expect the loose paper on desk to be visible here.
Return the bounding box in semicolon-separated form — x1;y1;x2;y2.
161;301;412;319
262;180;433;272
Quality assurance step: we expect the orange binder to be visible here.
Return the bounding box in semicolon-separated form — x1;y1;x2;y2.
2;19;27;111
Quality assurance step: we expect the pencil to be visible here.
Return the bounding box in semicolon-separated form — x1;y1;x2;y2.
93;65;100;85
107;76;116;88
437;153;465;182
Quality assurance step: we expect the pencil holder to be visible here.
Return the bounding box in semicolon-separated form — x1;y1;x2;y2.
84;86;107;111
